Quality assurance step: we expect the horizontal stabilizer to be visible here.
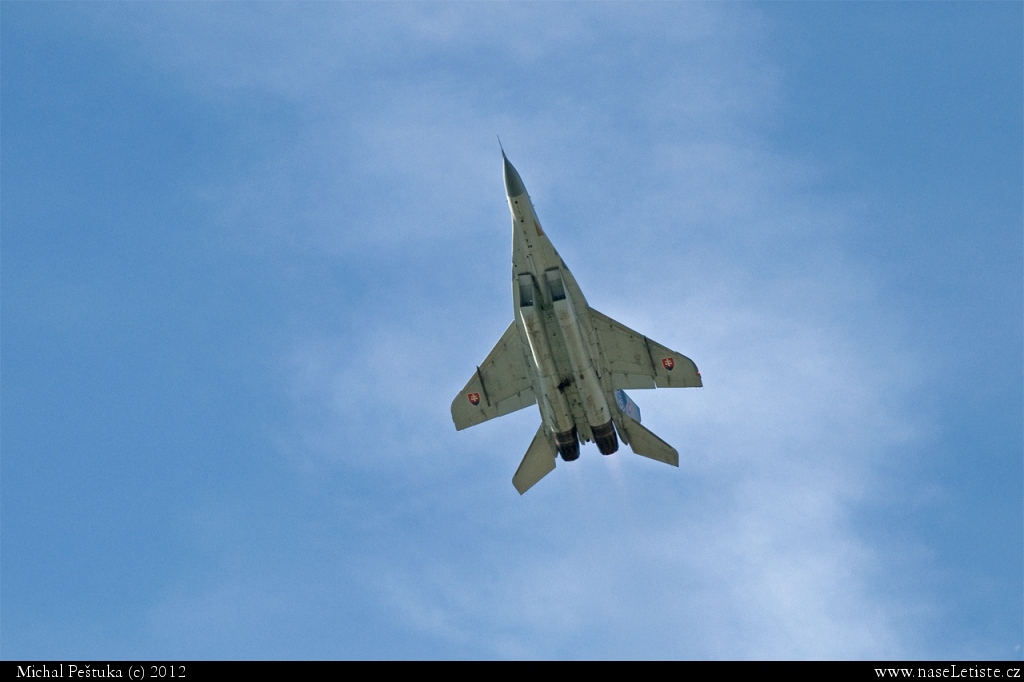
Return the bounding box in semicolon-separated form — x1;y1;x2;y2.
512;424;558;494
616;413;679;467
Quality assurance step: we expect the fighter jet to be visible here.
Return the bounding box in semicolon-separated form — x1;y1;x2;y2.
451;150;702;494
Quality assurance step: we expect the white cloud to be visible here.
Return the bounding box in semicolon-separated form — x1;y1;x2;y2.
344;278;926;658
88;3;942;659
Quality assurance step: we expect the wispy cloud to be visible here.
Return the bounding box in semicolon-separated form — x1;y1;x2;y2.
237;6;933;659
30;2;992;659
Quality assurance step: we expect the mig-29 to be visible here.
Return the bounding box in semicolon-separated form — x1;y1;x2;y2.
451;150;702;494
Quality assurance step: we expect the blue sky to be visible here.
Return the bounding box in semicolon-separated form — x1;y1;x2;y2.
2;2;1020;660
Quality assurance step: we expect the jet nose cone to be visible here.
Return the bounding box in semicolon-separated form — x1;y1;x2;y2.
503;154;528;198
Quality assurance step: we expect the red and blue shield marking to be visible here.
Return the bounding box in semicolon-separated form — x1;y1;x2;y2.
467;392;481;405
662;357;674;371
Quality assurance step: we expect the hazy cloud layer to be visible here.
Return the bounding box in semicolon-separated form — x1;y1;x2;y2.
4;2;1019;660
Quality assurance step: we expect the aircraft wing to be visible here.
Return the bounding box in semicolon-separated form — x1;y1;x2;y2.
589;308;702;390
451;321;537;430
